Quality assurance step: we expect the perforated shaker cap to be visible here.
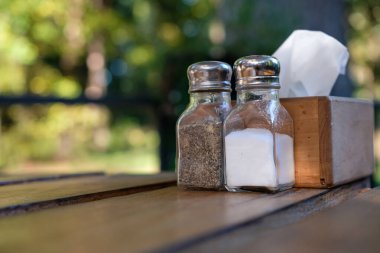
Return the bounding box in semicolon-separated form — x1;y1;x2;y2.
234;55;280;90
187;61;232;93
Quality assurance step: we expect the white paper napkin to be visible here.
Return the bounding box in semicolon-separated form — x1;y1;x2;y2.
273;30;349;98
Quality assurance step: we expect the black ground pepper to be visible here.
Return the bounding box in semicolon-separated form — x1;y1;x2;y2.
177;122;224;190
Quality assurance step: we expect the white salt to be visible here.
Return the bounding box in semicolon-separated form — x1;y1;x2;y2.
275;131;295;185
225;128;294;189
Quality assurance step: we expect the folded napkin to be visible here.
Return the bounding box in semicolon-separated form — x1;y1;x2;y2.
273;30;349;97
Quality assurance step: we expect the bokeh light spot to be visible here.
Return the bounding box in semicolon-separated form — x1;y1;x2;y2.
127;46;154;66
208;19;225;45
158;23;182;46
349;11;368;30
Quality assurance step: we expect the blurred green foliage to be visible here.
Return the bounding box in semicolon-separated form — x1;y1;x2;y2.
1;105;108;164
0;0;379;176
348;0;380;100
347;0;380;185
0;0;213;96
0;0;220;172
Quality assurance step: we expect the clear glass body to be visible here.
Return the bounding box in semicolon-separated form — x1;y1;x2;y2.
224;89;295;192
176;91;231;190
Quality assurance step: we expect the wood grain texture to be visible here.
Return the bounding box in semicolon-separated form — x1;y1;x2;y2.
173;178;371;253
0;181;368;253
318;97;333;186
330;97;375;185
0;172;104;186
188;183;379;253
281;96;374;188
281;97;322;187
0;173;176;216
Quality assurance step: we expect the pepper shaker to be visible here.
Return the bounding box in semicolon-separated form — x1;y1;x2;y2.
176;61;232;190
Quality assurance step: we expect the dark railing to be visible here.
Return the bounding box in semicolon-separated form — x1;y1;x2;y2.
0;95;174;171
0;95;158;107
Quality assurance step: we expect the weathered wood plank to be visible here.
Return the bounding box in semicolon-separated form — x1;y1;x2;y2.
0;178;369;253
0;172;104;186
173;178;371;253
225;184;380;253
0;173;176;216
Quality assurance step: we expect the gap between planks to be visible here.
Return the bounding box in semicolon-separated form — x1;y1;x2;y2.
0;177;370;253
0;172;105;186
0;173;176;217
184;181;379;253
153;177;371;253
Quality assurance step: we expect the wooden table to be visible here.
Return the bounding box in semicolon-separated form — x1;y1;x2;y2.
0;172;378;253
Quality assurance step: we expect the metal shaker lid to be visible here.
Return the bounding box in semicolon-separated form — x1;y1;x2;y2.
187;61;232;93
234;55;280;90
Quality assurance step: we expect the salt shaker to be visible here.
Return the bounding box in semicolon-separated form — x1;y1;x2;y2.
177;61;232;190
224;55;295;192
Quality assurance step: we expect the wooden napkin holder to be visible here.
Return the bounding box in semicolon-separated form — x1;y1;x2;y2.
281;96;374;188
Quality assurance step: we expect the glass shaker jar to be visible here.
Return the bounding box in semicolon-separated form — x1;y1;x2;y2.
224;55;295;192
177;61;232;191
